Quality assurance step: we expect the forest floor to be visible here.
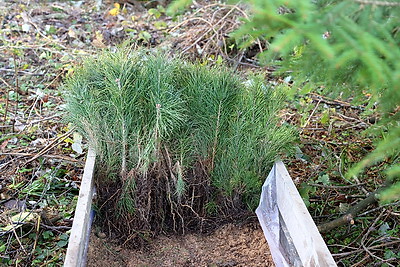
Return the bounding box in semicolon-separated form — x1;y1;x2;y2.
0;0;399;266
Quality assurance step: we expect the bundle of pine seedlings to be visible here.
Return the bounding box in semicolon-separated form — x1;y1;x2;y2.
64;48;295;245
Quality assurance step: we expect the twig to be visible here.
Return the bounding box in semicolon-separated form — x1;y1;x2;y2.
7;114;63;132
300;99;321;132
39;224;71;231
0;152;79;163
361;209;386;244
28;113;63;125
0;156;20;171
98;189;121;211
0;175;59;237
361;209;394;266
308;183;367;189
170;3;249;57
170;17;216;33
24;127;75;165
0;68;44;76
351;254;370;267
335;112;366;123
12;225;27;254
181;18;223;54
309;93;365;110
358;200;400;216
332;240;400;257
361;242;394;266
170;3;248;30
13;54;19;133
23;13;68;51
26;96;42;122
353;176;369;195
0;77;11;124
31;215;41;256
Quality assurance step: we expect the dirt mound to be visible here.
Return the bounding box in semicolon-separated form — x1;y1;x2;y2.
88;223;274;267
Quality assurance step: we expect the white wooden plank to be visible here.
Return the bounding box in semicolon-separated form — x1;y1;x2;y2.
257;161;337;267
256;165;290;266
64;148;96;267
275;161;336;266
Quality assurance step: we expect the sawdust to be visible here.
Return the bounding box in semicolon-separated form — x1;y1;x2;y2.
87;223;274;267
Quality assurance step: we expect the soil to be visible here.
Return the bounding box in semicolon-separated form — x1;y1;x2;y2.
87;223;274;267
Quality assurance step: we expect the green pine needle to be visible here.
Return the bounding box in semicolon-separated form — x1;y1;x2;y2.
63;48;296;216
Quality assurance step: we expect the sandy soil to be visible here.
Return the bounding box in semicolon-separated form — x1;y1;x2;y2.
87;223;274;267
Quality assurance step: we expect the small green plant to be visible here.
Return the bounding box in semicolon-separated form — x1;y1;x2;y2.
64;48;295;241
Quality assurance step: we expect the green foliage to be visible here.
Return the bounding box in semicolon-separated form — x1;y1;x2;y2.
166;0;193;16
233;0;400;199
234;0;400;102
379;181;400;203
63;48;295;217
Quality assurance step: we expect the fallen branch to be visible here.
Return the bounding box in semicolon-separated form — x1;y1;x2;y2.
318;184;390;233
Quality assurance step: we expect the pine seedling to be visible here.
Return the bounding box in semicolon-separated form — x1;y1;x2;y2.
63;48;295;239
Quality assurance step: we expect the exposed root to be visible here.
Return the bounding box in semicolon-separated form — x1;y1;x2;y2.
94;156;254;247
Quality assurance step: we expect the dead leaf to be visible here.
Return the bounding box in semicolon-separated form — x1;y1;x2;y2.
14;120;26;132
1;212;37;231
68;28;77;38
0;140;8;151
92;39;106;48
108;3;120;16
21;23;31;32
3;199;26;211
92;31;106;48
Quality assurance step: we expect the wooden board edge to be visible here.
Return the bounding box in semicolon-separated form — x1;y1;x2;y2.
64;148;96;267
274;161;337;266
